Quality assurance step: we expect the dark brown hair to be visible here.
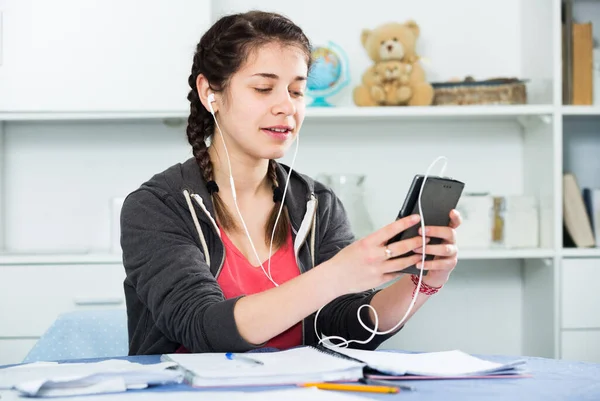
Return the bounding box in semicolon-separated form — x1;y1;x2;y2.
186;11;312;249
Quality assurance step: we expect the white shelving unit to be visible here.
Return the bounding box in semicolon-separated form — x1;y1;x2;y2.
0;0;599;365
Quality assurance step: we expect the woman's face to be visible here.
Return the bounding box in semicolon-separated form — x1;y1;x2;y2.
214;42;308;162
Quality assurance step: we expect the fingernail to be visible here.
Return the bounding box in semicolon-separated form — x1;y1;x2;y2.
412;214;421;222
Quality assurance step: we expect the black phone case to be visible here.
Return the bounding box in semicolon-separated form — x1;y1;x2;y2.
386;175;465;275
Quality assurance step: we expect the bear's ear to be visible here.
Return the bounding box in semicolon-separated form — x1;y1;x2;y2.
405;19;420;38
361;29;372;47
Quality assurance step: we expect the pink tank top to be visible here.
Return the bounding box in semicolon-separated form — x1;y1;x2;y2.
176;227;303;352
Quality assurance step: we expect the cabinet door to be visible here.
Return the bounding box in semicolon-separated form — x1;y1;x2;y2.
0;339;38;365
0;264;126;337
561;330;600;363
561;258;600;329
0;0;210;112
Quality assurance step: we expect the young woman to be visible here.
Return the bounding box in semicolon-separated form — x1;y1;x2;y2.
120;10;461;355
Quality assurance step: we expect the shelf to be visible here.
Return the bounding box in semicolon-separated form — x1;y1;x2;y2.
459;248;555;260
0;105;556;123
0;111;188;122
561;248;600;258
305;105;555;120
0;249;557;265
0;253;123;266
562;106;600;116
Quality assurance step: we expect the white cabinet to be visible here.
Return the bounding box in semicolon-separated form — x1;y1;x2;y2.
0;0;210;113
0;339;38;366
561;331;600;364
561;258;600;329
0;264;125;338
0;263;125;365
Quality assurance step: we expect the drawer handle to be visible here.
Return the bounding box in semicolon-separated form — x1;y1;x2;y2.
73;297;124;306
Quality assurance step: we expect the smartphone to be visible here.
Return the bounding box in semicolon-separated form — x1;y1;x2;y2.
386;175;465;275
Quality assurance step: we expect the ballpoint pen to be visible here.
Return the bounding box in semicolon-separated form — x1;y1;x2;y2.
225;353;264;366
360;378;416;391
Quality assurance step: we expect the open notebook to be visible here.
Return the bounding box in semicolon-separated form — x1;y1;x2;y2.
327;347;528;378
161;347;365;387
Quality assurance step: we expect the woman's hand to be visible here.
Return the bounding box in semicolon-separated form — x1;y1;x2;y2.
412;209;462;287
323;214;429;294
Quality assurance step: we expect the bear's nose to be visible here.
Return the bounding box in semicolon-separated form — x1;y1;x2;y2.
387;44;393;52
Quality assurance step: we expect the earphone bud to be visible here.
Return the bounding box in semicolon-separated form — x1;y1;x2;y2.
207;93;215;114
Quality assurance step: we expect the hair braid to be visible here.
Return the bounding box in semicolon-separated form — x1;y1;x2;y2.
186;63;238;231
266;159;291;248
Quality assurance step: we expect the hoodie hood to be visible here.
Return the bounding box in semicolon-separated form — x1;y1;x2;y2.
143;157;315;233
138;157;318;270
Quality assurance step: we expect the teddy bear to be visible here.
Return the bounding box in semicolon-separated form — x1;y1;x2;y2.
374;60;413;105
354;60;412;106
353;20;434;107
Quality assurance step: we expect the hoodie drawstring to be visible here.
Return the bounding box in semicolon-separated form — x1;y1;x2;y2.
183;189;211;266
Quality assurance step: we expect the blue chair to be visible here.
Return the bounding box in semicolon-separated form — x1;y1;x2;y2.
23;309;129;363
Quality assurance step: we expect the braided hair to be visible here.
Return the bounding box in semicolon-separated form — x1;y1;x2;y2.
185;11;312;249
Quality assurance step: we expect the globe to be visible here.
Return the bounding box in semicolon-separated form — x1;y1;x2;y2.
307;42;349;107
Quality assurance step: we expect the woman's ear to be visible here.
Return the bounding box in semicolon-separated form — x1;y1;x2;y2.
196;74;218;113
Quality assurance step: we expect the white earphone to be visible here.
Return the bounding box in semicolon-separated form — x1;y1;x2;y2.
205;88;443;351
205;91;299;288
207;93;216;114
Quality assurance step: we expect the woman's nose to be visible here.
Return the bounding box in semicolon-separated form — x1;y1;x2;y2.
272;91;296;116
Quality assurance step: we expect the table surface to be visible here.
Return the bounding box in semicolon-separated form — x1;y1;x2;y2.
2;353;600;400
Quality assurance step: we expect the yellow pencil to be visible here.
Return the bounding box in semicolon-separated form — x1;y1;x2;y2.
300;382;399;394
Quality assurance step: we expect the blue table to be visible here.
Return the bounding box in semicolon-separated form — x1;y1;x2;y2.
3;353;600;400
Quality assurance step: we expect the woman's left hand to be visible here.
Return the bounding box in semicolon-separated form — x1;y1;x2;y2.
412;209;462;288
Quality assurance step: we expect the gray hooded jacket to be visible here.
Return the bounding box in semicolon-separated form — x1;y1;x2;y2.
120;157;398;355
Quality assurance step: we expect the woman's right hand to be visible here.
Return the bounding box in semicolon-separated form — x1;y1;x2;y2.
323;214;428;294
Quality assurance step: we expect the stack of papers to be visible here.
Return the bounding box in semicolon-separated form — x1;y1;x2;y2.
0;359;183;397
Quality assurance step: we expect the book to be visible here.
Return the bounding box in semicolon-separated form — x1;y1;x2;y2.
563;173;595;247
572;22;594;105
160;346;366;387
562;0;574;104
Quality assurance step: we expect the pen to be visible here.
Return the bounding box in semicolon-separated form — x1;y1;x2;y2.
360;378;416;391
225;353;264;366
301;382;399;394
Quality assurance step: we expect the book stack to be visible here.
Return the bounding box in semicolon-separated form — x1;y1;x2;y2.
160;345;529;388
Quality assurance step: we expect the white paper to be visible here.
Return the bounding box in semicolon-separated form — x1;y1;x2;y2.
331;348;526;377
0;359;182;397
0;387;376;401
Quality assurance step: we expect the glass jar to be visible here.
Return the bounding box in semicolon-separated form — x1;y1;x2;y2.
316;173;374;239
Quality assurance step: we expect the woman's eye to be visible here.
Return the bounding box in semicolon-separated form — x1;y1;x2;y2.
255;88;272;93
290;90;304;97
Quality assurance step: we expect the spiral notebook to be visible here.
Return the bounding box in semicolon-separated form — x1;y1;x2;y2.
322;346;528;378
161;346;366;387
